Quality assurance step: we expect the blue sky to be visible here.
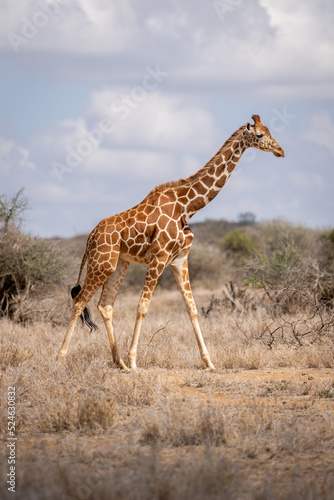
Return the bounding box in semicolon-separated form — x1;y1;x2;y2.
1;0;334;237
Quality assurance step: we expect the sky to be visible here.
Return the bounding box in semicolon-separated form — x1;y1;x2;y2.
0;0;334;237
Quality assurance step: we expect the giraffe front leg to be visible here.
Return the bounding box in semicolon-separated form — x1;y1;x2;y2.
97;304;129;370
97;259;130;370
128;260;165;370
171;257;215;370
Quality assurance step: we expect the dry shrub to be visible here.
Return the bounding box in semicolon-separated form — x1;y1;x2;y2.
141;399;226;447
242;221;334;318
2;445;244;500
139;394;334;462
4;443;334;500
139;330;196;369
0;229;68;320
0;342;33;370
188;241;231;287
38;393;117;433
233;308;334;350
108;371;170;406
201;280;334;355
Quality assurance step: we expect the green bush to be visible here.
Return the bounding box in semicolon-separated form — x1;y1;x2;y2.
220;228;255;256
243;236;334;312
244;242;300;289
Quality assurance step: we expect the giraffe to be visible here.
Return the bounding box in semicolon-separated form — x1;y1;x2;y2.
58;115;284;370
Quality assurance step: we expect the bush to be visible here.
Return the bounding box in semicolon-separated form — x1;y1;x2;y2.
188;242;230;286
244;242;300;289
319;229;334;272
0;188;68;318
243;235;334;314
220;228;255;258
0;228;68;317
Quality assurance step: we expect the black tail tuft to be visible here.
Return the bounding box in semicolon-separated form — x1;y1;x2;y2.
82;307;98;332
70;285;98;333
71;284;82;299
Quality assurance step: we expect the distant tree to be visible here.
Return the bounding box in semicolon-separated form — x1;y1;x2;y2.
237;212;256;226
0;187;30;233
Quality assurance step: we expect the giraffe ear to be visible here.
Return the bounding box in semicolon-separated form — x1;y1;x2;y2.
246;122;252;131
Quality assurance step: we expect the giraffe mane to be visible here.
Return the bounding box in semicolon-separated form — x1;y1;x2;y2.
149;124;245;195
149;178;190;194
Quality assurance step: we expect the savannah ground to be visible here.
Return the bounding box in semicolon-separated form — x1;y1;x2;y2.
1;286;334;500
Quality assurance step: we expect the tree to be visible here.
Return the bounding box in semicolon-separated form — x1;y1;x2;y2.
237;212;256;226
0;187;30;233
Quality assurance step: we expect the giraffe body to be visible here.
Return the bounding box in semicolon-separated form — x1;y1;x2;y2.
58;115;284;370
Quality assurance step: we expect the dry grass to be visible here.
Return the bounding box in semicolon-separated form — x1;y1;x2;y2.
1;288;334;499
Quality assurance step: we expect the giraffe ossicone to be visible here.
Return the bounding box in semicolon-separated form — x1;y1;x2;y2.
58;115;284;370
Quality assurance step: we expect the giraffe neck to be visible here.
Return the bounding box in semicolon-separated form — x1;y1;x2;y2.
181;125;249;221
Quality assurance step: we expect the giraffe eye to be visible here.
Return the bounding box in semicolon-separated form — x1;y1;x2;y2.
256;134;263;138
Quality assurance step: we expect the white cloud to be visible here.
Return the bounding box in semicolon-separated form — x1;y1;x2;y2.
0;137;15;168
17;146;35;170
80;147;177;181
42;113;181;183
0;137;36;175
2;0;137;54
88;89;221;153
2;1;334;98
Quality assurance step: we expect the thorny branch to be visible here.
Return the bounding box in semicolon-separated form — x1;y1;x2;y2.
147;321;170;346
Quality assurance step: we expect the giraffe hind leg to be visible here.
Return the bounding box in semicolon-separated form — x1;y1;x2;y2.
58;278;104;358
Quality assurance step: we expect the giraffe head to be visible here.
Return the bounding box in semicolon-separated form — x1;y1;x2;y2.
245;115;285;157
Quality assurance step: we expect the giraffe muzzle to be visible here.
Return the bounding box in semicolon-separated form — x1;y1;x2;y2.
273;146;285;158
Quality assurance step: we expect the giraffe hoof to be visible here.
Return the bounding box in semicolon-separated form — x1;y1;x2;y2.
116;359;130;371
203;361;216;371
127;355;137;371
119;364;131;372
57;350;67;359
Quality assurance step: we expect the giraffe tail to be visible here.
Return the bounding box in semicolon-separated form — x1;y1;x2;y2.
71;230;98;332
71;284;98;332
76;230;94;285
